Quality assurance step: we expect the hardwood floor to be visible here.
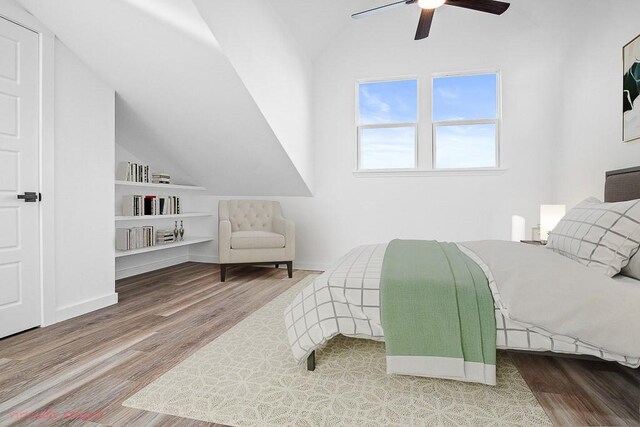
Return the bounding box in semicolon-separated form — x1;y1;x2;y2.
0;262;637;426
511;352;640;426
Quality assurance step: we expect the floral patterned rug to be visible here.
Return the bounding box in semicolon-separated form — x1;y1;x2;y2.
123;275;551;426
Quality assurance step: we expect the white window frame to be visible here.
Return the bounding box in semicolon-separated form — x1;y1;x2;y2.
431;70;502;171
355;77;419;172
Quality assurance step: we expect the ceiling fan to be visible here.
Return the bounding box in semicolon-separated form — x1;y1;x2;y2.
352;0;511;40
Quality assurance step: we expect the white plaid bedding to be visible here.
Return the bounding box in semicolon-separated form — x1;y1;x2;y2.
284;243;640;368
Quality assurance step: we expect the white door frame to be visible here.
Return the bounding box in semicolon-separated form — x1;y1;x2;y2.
0;2;56;327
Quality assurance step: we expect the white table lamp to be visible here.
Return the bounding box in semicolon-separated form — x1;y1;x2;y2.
540;204;566;242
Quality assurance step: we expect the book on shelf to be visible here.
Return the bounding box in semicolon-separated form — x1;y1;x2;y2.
116;226;155;251
156;229;175;244
122;195;181;216
151;173;171;184
116;161;152;183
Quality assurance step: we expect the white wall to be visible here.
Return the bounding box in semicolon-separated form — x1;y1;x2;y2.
553;1;640;206
186;3;566;270
54;39;117;321
236;3;562;269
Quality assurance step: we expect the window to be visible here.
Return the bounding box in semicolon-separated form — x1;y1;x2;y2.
355;72;501;174
432;72;500;169
357;79;418;170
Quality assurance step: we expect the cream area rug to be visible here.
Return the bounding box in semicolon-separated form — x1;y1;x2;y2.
124;275;552;427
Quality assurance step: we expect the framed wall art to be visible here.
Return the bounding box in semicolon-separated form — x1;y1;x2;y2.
623;34;640;142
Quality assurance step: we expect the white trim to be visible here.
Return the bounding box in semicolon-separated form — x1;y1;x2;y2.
189;254;219;264
386;355;496;385
188;254;328;272
39;30;56;327
55;293;118;323
0;5;57;327
115;237;215;258
114;180;206;191
115;254;190;280
353;168;508;178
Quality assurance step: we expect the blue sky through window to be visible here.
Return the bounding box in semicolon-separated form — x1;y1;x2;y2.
433;73;497;122
435;124;497;169
358;79;418;125
360;127;416;170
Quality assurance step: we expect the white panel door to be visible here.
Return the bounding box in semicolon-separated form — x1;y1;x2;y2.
0;17;41;338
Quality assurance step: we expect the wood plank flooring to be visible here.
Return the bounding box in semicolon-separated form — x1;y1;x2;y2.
0;262;638;426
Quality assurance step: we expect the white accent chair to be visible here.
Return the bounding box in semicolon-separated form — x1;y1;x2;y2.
218;200;295;282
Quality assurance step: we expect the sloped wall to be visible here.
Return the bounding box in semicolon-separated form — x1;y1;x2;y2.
18;0;311;196
194;0;315;191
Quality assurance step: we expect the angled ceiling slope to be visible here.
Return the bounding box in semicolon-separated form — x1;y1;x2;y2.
193;0;315;192
18;0;312;196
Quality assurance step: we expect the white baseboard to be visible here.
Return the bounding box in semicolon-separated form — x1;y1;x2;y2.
288;261;328;272
115;254;189;280
189;254;218;264
54;293;118;324
187;254;327;272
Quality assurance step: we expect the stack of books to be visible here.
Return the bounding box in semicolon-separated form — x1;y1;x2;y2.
116;226;155;251
156;229;176;245
152;173;171;184
122;195;181;216
116;162;151;183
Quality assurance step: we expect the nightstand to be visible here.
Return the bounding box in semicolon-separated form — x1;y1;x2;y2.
520;240;545;246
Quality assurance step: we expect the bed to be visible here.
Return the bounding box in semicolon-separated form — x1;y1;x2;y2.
284;167;640;383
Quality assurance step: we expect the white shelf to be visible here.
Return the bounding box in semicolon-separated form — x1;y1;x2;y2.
115;180;206;191
115;213;212;222
115;237;215;258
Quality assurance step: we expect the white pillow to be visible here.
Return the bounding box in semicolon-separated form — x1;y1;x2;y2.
621;250;640;280
546;197;640;277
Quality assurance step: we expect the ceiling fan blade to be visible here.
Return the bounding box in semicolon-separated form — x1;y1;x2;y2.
445;0;510;15
414;8;435;40
352;0;416;20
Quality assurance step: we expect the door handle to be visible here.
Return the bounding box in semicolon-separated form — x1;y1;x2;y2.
17;192;40;202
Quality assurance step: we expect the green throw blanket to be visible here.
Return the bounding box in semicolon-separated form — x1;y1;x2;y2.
380;240;496;385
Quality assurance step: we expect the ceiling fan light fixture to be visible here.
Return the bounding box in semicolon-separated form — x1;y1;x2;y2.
417;0;446;9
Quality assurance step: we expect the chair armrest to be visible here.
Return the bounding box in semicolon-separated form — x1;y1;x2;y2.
218;219;232;263
273;215;295;259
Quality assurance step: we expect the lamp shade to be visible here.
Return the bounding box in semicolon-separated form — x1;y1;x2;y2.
540;204;566;241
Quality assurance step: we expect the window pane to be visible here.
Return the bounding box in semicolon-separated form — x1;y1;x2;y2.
359;80;418;125
433;74;497;122
360;127;416;170
434;124;496;169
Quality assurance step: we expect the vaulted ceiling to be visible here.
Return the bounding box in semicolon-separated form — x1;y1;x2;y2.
16;0;574;195
17;0;315;195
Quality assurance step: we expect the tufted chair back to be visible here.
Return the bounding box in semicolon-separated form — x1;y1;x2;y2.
225;200;276;232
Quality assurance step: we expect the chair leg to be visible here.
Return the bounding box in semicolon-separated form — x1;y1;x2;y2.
287;261;293;278
307;350;315;371
220;265;227;282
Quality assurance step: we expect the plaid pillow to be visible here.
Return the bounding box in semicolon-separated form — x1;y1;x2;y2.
546;197;640;276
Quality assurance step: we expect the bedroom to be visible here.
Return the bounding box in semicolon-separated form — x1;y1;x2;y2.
0;0;638;425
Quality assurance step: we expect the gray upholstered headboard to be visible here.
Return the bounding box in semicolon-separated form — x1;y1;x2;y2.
605;166;640;202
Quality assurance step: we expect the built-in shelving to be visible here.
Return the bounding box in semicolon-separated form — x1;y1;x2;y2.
115;180;206;191
114;237;215;258
115;213;212;222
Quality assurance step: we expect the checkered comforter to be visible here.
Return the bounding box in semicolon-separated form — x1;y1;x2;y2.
284;243;640;368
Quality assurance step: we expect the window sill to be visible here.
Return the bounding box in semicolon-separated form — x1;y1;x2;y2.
352;168;509;178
